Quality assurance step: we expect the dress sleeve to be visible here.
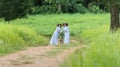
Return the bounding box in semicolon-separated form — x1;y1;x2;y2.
56;27;60;33
63;27;67;33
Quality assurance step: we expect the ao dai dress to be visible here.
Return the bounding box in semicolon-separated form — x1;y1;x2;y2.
63;26;70;44
50;27;60;45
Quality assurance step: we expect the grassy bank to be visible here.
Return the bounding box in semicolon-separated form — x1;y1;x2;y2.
60;13;120;67
0;23;48;56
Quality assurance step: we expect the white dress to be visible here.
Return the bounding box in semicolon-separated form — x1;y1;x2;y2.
50;27;60;45
63;26;70;44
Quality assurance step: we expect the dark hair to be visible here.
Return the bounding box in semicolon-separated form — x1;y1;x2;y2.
66;23;68;26
57;24;59;26
63;23;66;26
59;24;62;27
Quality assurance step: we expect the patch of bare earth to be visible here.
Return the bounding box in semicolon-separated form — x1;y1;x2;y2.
0;40;83;67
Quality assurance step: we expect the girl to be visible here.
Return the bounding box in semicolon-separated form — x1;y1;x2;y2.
50;24;61;45
63;23;70;44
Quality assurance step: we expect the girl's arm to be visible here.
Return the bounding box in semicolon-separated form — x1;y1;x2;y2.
56;27;60;33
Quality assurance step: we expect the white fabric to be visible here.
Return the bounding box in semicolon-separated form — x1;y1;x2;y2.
50;27;60;45
63;26;70;44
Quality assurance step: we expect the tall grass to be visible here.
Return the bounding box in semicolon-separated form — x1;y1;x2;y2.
60;13;120;67
0;23;48;56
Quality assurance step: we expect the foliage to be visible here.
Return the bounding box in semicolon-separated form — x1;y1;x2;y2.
88;5;104;14
30;6;57;14
74;4;87;14
0;0;113;20
0;0;33;21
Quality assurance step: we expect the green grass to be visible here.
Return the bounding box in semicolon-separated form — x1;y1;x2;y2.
0;23;48;56
10;13;109;36
0;13;120;67
61;31;120;67
60;14;120;67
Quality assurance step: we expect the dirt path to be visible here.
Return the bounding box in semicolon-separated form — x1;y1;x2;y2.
0;40;83;67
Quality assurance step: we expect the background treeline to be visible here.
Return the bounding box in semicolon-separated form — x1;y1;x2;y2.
0;0;119;21
31;0;107;14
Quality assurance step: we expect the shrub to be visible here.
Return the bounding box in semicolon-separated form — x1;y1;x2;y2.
30;5;57;14
88;5;104;14
74;4;87;14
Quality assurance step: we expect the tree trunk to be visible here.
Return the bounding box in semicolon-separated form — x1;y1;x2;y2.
110;4;119;31
83;0;90;8
56;3;62;14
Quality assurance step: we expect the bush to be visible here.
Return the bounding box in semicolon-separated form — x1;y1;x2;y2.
30;5;57;14
88;5;104;14
74;4;87;14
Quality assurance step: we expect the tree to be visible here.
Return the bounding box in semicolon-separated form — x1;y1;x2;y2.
0;0;33;21
33;0;44;6
45;0;70;13
109;0;120;31
93;0;120;31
